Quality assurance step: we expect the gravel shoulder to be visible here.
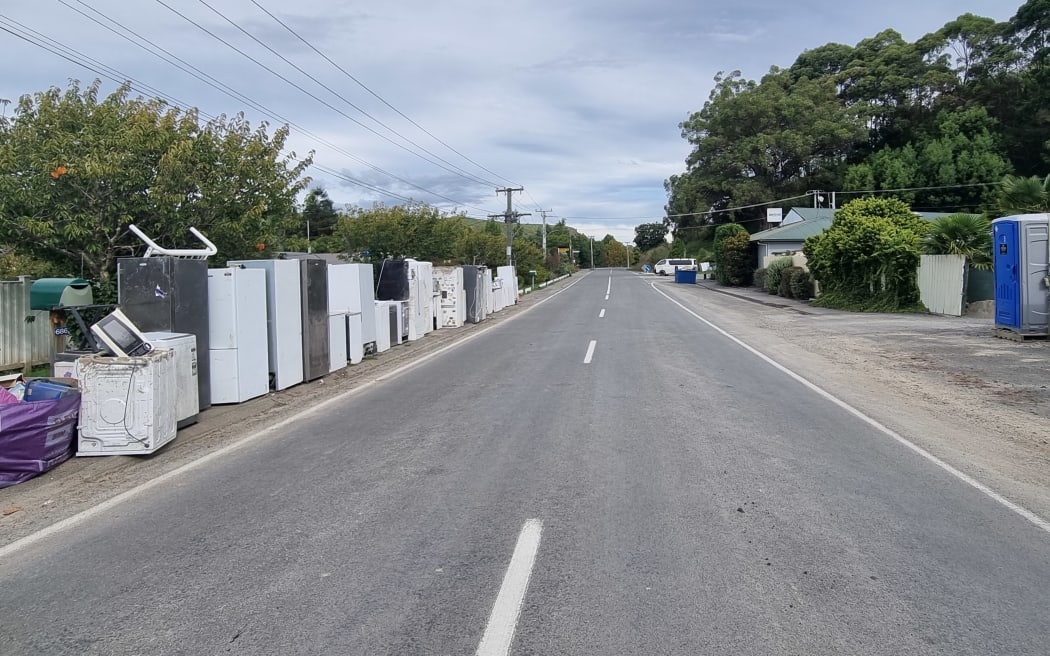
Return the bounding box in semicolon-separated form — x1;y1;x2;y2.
4;270;1049;546
657;276;1050;524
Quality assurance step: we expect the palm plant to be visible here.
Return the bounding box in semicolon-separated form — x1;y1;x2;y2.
997;174;1050;215
922;213;993;270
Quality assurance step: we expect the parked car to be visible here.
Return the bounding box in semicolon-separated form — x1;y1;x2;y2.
653;258;698;276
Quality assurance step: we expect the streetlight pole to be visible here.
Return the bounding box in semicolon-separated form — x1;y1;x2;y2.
590;236;594;269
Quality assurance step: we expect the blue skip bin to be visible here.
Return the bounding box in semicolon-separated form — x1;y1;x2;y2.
674;269;697;284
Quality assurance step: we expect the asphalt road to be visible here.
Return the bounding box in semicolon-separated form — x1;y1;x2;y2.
2;269;1049;655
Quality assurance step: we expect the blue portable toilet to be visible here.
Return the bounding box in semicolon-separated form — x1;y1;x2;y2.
992;214;1049;334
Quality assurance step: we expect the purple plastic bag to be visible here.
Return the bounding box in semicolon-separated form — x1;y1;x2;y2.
0;393;80;488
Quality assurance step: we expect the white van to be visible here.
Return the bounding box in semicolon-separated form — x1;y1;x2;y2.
653;258;698;276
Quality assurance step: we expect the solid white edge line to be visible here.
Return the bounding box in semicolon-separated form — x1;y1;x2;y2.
583;340;597;364
475;519;543;656
599;309;606;318
650;282;1050;536
0;277;589;561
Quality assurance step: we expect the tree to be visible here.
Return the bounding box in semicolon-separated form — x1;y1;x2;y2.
453;230;504;268
599;236;627;267
0;80;312;281
712;223;749;284
303;187;339;239
634;223;668;251
844;107;1011;212
804;197;929;311
673;68;866;224
922;213;993;269
336;203;467;261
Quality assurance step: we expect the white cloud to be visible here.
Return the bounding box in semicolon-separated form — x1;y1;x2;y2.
0;0;1020;245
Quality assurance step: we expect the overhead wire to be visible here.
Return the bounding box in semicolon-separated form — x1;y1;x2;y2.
194;0;499;189
249;0;521;190
43;1;496;212
153;0;499;191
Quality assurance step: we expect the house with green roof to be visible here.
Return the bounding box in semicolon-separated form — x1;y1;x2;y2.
749;207;965;264
749;208;835;263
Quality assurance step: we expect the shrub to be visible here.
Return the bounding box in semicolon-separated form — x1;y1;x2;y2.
788;267;814;299
803;197;927;311
713;223;749;284
753;267;766;289
721;232;754;286
778;266;799;297
764;257;794;294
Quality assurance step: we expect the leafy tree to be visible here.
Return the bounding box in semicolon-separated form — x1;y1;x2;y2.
843;107;1011;212
837;29;955;152
453;230;504;268
336;203;467;260
922;213;993;269
0;80;312;281
804;197;929;311
673;68;866;224
303;187;339;239
634;222;668;251
599;236;627;267
712;223;749;284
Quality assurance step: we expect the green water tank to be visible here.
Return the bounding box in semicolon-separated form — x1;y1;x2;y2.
29;278;94;310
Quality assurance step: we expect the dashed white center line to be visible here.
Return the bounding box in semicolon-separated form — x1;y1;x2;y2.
606;277;612;296
583;340;597;363
476;519;544;656
599;309;606;318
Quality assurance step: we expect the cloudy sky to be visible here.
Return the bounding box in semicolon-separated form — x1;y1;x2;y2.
0;0;1020;244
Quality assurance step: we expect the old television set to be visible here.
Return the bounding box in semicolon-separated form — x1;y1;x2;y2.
91;308;153;357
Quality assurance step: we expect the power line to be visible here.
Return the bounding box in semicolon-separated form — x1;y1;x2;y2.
152;0;498;190
29;4;497;214
193;0;498;189
249;0;520;189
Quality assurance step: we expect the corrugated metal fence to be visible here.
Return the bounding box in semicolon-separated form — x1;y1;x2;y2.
918;254;967;316
0;277;51;372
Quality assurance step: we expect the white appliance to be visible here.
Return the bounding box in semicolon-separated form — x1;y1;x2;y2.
76;350;178;456
208;267;271;403
430;267;444;331
497;265;518;308
52;360;78;380
405;259;431;341
328;315;348;372
327;263;351;373
483;268;495;315
374;301;392;352
227;259;304;391
492;277;506;313
350;264;377;354
347;312;364;364
143;331;199;427
91;307;153;357
435;266;466;328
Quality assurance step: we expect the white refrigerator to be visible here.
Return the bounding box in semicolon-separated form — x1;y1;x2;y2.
349;264;377;354
208;267;270;403
227;259;304;391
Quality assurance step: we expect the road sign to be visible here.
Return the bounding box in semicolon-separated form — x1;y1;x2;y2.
642;264;651;273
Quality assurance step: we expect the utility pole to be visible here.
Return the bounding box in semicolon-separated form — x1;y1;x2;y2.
589;236;594;269
538;209;552;258
490;187;530;266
